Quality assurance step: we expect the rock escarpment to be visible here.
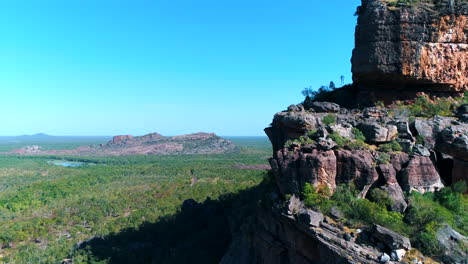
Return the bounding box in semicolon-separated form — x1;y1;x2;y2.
266;102;467;199
352;0;468;103
219;1;468;263
220;190;417;264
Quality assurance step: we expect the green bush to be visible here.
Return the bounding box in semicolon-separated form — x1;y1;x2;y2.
322;114;337;126
306;130;318;138
378;141;402;152
328;132;349;148
368;188;393;209
284;136;315;148
409;95;454;118
352;128;366;141
331;184;358;204
302;183;334;214
406;192;455;227
434;183;467;215
416;135;425;146
376;153;391;164
347;139;369;150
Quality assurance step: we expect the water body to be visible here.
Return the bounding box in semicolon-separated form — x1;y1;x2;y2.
48;160;86;167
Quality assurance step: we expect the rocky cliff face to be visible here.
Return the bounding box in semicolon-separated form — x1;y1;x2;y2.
219;2;468;263
352;0;468;103
249;101;467;263
266;102;467;198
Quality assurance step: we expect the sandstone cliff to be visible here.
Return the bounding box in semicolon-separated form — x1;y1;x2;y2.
352;0;468;103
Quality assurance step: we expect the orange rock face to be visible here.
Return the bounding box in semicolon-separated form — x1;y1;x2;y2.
352;0;468;100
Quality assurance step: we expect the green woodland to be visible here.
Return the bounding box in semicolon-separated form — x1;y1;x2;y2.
0;135;466;263
0;137;270;263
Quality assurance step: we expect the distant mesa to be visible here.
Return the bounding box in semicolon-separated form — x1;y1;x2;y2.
18;133;53;138
6;132;238;156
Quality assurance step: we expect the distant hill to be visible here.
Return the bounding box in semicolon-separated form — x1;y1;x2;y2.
6;132;238;156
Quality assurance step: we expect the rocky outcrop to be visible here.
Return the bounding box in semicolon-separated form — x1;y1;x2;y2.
372;224;411;251
264;104;468;198
269;149;337;195
221;196;404;264
111;135;133;144
6;132;238;156
400;156;444;193
335;150;379;197
352;0;468;103
436;224;468;264
356;122;398;143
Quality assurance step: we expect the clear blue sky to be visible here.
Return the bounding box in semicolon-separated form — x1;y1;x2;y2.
0;0;360;136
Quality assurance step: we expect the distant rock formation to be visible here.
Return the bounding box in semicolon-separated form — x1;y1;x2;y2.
352;0;468;103
7;132;238;156
111;135;133;144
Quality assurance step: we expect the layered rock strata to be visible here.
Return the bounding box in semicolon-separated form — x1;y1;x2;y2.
352;0;468;103
265;102;467;205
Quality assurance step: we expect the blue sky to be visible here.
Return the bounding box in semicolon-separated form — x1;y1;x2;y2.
0;0;360;136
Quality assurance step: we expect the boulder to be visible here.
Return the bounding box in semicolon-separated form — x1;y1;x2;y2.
306;101;340;113
335;150;379;196
286;195;303;216
372;224;411;251
267;111;322;152
390;153;410;173
436;124;468;161
377;164;398;185
328;123;353;139
379;253;390;263
272;149;337;196
397;139;413;153
400;156;444;193
414;116;454;149
357;122;398;143
436;224;468;264
272;112;321;133
297;208;323;227
380;184;408;213
299;150;337;192
287;104;301;112
390;120;413;141
390;249;406;262
316;137;337;151
330;206;344;220
413;144;430;157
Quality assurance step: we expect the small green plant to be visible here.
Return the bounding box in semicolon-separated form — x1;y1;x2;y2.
347;139;369;150
376;153;391;164
368;188;393;209
416;135;425;145
378;141;402;152
410;95;454;118
284;136;315;148
351;127;366;141
322;114;337;126
302;183;334;213
328;132;349;148
307;130;318;138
